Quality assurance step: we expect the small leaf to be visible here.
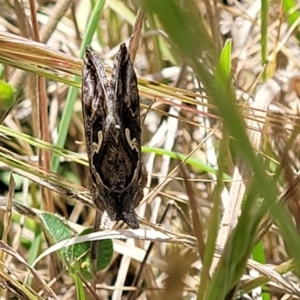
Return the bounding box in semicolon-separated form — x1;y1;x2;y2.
96;238;113;271
71;228;114;280
40;213;74;266
0;79;15;109
215;39;232;90
71;227;93;279
41;213;73;243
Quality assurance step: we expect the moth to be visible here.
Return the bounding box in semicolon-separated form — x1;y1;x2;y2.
81;43;146;229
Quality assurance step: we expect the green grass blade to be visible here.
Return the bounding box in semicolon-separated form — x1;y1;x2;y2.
140;2;294;298
283;0;300;26
252;241;270;300
142;146;231;180
198;127;229;299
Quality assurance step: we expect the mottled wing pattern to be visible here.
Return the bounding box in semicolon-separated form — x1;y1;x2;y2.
81;44;146;229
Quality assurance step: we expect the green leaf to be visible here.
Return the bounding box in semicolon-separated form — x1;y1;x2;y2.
283;0;300;26
96;237;113;271
0;79;15;109
71;228;114;280
142;146;231;180
40;213;74;266
71;228;94;280
41;213;73;243
30;212;113;281
215;39;232;91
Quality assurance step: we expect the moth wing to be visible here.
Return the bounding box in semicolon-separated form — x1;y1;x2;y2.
112;44;141;129
82;47;107;149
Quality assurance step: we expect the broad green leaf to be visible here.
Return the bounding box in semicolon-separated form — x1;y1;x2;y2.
40;213;74;266
71;227;114;280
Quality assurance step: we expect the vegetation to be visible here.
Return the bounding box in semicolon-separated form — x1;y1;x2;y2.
1;0;300;299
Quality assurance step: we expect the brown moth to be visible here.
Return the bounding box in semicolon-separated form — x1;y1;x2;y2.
81;44;146;229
